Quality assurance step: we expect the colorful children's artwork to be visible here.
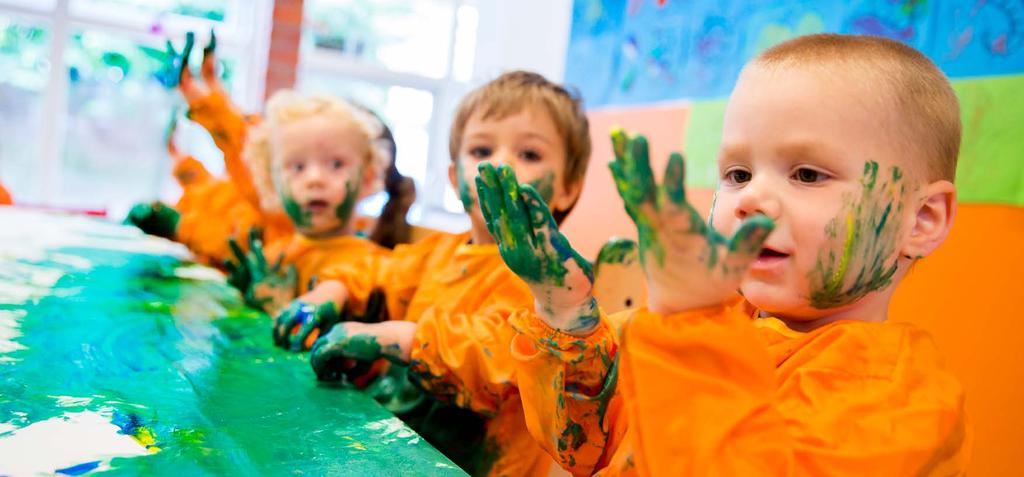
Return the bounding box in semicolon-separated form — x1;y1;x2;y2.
0;208;463;476
567;0;1024;107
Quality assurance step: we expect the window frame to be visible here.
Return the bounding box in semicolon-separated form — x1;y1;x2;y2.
0;0;273;206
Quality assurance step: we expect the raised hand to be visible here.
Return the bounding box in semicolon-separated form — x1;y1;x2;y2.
156;31;194;89
608;129;774;313
224;228;297;313
475;163;598;335
176;30;224;105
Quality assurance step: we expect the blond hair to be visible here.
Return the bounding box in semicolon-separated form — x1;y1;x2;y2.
244;90;391;213
750;34;961;181
449;71;591;222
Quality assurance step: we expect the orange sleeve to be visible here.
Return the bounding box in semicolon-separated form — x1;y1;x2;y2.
186;90;259;209
619;306;970;476
172;155;214;188
405;278;532;417
506;309;622;476
320;233;444;320
174;179;263;265
0;181;11;205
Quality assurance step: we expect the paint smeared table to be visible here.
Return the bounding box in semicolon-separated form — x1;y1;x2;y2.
0;208;465;476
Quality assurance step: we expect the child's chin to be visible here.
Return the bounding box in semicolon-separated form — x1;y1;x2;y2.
739;282;801;312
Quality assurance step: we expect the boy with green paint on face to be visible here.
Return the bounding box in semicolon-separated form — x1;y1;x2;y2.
283;71;592;476
480;34;969;475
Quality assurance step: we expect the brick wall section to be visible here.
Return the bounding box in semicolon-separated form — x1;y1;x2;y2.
265;0;304;98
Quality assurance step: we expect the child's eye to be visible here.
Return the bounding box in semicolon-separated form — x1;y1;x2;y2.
469;147;492;159
290;162;305;173
792;167;828;183
724;169;752;184
331;159;344;170
520;150;541;162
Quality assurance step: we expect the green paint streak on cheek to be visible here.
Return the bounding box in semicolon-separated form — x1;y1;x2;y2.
281;192;312;228
333;169;363;231
810;161;904;309
527;171;556;204
456;159;475;212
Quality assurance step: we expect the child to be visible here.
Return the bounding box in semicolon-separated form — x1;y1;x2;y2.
481;34;969;475
281;71;592;476
223;89;395;317
128;32;414;269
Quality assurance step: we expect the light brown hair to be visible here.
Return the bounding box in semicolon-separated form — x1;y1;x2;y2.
449;71;591;222
752;33;961;181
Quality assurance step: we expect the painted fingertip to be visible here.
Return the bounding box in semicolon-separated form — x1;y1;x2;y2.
204;29;217;54
630;134;649;159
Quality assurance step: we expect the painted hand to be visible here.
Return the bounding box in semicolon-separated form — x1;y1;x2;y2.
157;31;194;89
272;300;341;352
609;129;774;313
310;321;413;383
124;202;180;240
475;163;599;335
224;228;297;313
176;30;224;106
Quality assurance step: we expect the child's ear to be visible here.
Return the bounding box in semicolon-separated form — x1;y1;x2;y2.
551;176;584;217
448;161;459;192
901;180;956;259
360;159;379;196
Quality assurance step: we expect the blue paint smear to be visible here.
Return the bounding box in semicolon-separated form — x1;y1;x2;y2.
56;461;101;475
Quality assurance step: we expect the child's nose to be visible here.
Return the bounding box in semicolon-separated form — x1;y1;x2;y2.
489;149;515;168
734;178;780;220
302;164;326;187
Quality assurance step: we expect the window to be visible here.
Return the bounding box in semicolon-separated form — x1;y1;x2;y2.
297;0;480;230
0;0;272;216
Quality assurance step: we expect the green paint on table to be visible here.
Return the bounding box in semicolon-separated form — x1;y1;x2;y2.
0;208;463;476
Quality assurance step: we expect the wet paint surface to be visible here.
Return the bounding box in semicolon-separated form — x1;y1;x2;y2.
0;208;463;476
810;161;905;308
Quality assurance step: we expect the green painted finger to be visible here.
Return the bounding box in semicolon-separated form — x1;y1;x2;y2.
718;214;775;276
247;230;268;272
273;301;310;347
729;215;775;257
178;31;195;83
227;236;247;268
610;127;628;160
203;29;216;56
474;175;499;239
496;165;531;243
627;134;657;204
291;302;339;351
664;152;686;206
476;163;507;241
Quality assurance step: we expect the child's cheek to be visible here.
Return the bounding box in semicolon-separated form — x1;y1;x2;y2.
455;158;476;212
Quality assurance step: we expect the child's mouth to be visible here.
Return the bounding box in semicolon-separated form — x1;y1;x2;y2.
306;199;330;214
751;247;789;272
